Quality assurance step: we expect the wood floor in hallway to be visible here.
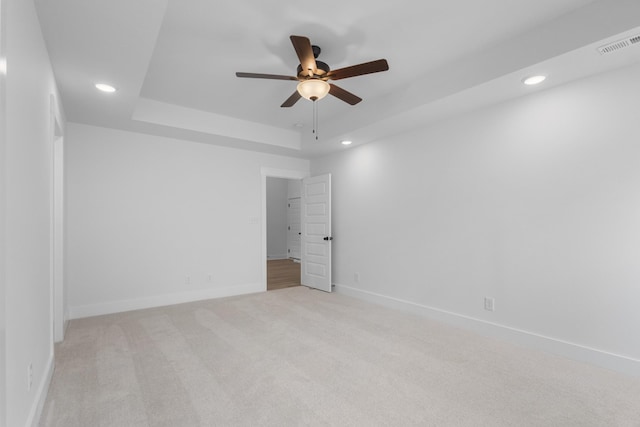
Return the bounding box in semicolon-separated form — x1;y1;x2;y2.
267;258;301;291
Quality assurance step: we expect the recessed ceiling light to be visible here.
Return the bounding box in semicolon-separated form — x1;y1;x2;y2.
522;75;546;86
341;140;353;146
95;83;117;93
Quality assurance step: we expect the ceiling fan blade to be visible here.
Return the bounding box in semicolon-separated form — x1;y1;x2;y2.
290;35;317;77
281;91;302;108
236;72;298;81
326;59;389;81
329;84;362;105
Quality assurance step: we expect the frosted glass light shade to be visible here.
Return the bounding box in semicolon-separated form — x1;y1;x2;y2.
297;79;330;101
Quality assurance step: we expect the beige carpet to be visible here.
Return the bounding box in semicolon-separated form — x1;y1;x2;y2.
40;287;640;426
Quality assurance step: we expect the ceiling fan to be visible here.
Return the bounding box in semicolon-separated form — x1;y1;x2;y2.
236;35;389;108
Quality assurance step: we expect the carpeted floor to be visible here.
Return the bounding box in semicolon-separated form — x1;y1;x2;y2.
40;287;640;426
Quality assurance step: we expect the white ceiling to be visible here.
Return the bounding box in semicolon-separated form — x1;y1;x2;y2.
34;0;640;159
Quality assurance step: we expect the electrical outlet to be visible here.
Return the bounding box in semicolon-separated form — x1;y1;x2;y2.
27;363;33;392
354;272;360;283
185;276;191;285
207;274;213;283
484;297;495;312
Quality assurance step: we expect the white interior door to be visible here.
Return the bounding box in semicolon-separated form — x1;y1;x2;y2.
301;174;332;292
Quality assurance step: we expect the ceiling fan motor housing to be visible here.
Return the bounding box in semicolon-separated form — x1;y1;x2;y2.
297;45;330;78
297;60;330;78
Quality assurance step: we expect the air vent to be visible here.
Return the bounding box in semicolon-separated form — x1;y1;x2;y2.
598;35;640;55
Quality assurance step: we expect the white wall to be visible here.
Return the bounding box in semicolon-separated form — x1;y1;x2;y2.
266;178;303;259
312;63;640;375
266;177;288;259
3;0;63;425
0;0;7;424
288;179;301;199
66;123;309;318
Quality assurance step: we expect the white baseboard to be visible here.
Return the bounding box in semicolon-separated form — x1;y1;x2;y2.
69;283;264;319
267;255;289;260
27;351;54;427
334;283;640;377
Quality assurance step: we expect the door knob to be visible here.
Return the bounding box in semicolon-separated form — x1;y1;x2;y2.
323;236;333;241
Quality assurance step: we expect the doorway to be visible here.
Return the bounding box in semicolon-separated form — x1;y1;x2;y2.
260;168;307;292
266;177;301;291
260;168;333;293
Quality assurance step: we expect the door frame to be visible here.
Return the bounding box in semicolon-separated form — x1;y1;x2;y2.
49;94;66;343
260;167;307;291
286;196;302;260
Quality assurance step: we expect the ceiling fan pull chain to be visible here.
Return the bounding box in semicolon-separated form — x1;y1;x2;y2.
313;100;319;141
312;100;316;140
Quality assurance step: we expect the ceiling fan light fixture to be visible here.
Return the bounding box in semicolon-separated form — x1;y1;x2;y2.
236;35;388;107
297;79;330;101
